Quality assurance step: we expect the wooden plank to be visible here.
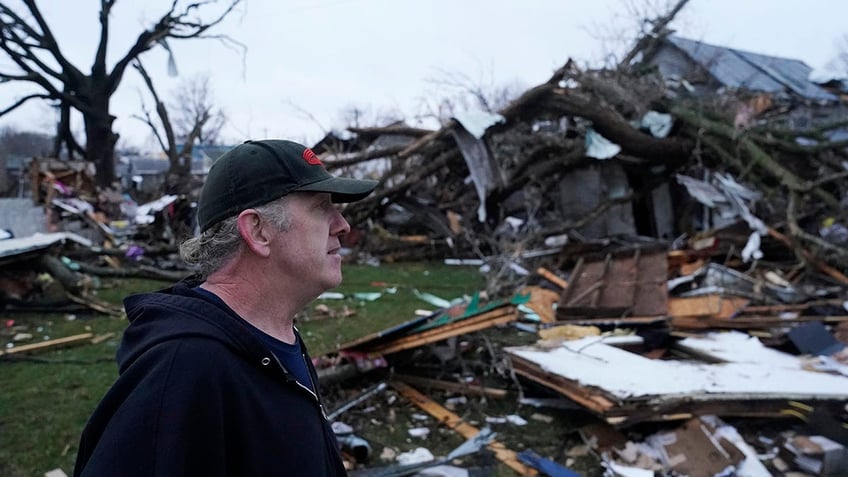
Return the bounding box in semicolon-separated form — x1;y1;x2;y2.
507;336;848;426
390;381;536;476
598;253;631;308
667;295;749;319
0;333;94;356
605;399;804;427
535;267;568;290
741;299;844;314
510;354;616;414
90;332;116;345
671;314;848;330
632;251;669;316
370;308;517;355
393;307;514;342
338;312;435;351
563;316;670;327
557;257;583;305
394;374;508;399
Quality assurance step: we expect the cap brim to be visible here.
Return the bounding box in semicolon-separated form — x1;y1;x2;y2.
296;177;379;203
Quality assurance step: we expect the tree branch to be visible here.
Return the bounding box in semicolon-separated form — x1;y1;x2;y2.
92;0;115;78
619;0;691;70
133;60;177;158
324;145;406;171
20;0;85;82
0;92;50;116
107;0;242;94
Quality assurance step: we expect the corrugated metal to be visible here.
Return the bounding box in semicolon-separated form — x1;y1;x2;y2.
667;36;836;102
0;232;91;259
733;49;835;101
0;198;46;237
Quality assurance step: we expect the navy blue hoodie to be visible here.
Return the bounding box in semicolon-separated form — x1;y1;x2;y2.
74;280;346;476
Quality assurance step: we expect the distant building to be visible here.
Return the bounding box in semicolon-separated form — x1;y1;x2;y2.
645;35;848;135
0;155;32;198
116;144;235;195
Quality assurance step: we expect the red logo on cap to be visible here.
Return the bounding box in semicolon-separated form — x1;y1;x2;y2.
302;148;322;166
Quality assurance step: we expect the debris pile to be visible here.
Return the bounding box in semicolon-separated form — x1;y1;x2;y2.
3;26;848;475
313;243;848;475
294;37;848;474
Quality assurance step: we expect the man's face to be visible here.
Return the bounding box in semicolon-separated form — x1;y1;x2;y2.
269;192;351;297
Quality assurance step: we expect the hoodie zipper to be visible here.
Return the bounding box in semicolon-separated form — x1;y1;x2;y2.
265;353;329;421
262;352;343;475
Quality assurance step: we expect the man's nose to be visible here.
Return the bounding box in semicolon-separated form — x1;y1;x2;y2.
332;209;351;236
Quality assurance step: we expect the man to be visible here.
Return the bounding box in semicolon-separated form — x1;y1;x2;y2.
74;139;377;476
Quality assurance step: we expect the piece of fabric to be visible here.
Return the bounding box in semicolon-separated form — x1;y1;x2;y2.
73;278;346;477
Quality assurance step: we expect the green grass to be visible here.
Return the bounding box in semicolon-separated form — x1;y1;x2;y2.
303;262;485;355
0;263;487;477
1;263;603;476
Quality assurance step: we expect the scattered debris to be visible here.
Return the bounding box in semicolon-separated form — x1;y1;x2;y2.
6;20;848;476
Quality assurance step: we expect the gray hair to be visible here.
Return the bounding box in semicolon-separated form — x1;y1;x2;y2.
180;197;292;278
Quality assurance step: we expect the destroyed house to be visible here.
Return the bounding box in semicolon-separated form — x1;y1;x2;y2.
646;35;847;133
117;144;231;194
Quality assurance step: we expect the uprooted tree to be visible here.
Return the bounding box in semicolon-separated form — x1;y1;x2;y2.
0;0;241;188
325;43;848;283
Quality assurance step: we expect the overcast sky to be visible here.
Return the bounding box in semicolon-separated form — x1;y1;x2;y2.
0;0;846;151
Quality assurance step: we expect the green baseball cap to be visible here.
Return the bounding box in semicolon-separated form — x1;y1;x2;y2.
197;139;378;232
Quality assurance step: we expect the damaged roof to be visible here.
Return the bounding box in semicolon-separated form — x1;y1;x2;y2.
665;35;837;102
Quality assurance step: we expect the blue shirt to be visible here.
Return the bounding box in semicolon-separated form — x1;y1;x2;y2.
193;287;315;392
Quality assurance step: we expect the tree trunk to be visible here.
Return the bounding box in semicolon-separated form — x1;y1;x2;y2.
84;100;119;188
164;151;192;195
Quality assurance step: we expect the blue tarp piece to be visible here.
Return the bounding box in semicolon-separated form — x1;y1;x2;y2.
517;450;582;477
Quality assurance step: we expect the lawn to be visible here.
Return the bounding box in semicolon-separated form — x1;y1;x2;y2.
0;262;488;477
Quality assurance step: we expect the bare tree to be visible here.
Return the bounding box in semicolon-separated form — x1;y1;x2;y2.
417;67;524;122
133;62;224;195
338;104;404;131
171;75;226;146
0;0;242;188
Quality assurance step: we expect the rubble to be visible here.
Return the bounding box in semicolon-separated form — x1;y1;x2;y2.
314;244;848;475
3;20;848;476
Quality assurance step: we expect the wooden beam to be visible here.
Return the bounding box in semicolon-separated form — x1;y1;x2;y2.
671;315;848;330
510;354;616;414
390;381;536;476
0;333;94;356
667;295;748;319
368;307;518;355
535;267;568;290
741;299;844;314
560;316;669;327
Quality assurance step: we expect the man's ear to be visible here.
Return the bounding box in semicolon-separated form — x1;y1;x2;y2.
237;209;272;257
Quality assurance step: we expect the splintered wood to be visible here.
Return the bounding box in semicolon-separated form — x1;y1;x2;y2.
390;381;536;476
362;305;518;355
